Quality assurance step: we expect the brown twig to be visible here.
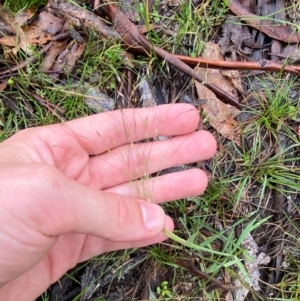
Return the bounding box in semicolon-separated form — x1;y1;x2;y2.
176;258;239;292
29;91;66;122
124;46;300;74
106;3;242;110
45;2;300;110
48;2;121;40
46;2;300;109
0;43;52;75
174;55;300;74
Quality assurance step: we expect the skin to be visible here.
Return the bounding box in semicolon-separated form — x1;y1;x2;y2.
0;104;216;300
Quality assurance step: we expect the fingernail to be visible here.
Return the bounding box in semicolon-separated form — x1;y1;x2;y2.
141;203;165;231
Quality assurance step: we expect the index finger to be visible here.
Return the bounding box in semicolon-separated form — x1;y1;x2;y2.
59;103;200;155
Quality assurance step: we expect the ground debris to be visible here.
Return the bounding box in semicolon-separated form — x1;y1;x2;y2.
48;1;121;40
229;0;300;43
231;233;271;301
218;16;252;59
138;77;157;108
0;4;33;54
195;43;241;146
1;1;300;300
83;84;115;112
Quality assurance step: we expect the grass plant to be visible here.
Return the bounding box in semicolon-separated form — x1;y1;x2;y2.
1;0;300;300
3;0;47;14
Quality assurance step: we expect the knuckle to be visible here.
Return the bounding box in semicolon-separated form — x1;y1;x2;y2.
116;195;131;229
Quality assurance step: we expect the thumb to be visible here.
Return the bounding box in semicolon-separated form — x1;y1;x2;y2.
26;165;167;241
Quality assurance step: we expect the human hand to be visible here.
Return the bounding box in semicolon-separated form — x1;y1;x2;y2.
0;104;216;300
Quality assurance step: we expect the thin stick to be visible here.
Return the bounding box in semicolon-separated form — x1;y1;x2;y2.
106;3;242;110
174;55;300;74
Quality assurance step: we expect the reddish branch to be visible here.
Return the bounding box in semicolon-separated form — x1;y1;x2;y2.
43;1;300;111
46;2;300;99
105;3;242;110
174;55;300;74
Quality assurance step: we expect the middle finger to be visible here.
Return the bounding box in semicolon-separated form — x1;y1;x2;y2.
88;130;216;189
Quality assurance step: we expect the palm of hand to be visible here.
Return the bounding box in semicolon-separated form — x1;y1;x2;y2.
0;104;216;300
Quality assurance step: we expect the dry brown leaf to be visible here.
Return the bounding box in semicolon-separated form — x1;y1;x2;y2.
220;70;244;93
0;79;8;92
195;42;241;146
0;36;16;47
0;4;32;54
137;24;164;34
39;40;68;72
229;0;300;43
64;42;85;73
15;8;36;26
0;10;63;49
23;11;64;45
218;16;251;59
51;41;85;75
198;95;241;145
